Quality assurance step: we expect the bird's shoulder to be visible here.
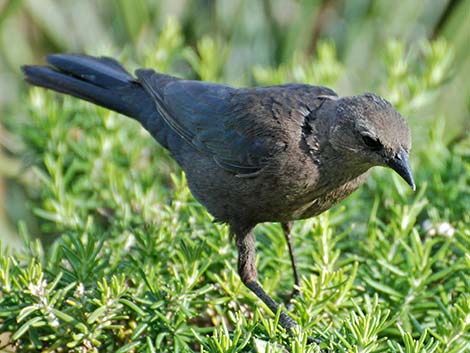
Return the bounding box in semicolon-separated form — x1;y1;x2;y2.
244;84;338;159
239;83;338;123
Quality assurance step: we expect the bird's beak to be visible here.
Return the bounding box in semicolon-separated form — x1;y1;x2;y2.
386;148;415;191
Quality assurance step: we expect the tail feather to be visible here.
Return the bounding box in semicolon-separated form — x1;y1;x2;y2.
22;53;176;150
46;54;132;88
22;54;142;118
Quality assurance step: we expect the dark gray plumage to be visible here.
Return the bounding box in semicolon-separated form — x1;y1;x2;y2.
22;54;415;337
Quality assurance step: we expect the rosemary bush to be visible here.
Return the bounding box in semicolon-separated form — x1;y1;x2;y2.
1;18;469;353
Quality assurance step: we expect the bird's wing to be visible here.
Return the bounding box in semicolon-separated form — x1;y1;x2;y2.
136;70;274;176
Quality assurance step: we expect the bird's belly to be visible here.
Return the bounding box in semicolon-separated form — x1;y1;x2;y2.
248;177;367;222
187;167;369;225
179;148;369;225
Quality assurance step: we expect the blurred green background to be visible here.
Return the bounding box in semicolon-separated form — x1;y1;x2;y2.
0;0;468;247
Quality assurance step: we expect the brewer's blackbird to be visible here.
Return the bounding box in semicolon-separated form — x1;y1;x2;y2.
22;54;415;334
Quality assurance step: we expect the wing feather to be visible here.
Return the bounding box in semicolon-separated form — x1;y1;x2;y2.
137;70;268;175
136;70;338;176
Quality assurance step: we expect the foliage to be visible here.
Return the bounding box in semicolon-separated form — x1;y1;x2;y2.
1;6;470;353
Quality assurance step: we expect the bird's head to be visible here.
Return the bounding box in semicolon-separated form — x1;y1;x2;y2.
327;93;415;190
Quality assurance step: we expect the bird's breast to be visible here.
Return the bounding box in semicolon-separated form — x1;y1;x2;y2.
292;171;370;220
180;141;370;225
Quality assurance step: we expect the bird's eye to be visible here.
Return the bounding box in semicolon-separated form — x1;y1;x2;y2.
361;135;382;150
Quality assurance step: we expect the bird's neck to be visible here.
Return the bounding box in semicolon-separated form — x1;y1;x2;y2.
315;146;371;194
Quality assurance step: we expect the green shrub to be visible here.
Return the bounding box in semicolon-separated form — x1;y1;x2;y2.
1;18;469;353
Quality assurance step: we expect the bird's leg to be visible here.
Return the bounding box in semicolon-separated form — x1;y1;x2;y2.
235;227;298;331
282;222;301;301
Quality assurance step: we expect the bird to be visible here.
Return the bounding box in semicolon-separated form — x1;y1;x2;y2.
22;54;415;336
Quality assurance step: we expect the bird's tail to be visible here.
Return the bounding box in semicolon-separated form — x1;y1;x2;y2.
22;54;150;120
